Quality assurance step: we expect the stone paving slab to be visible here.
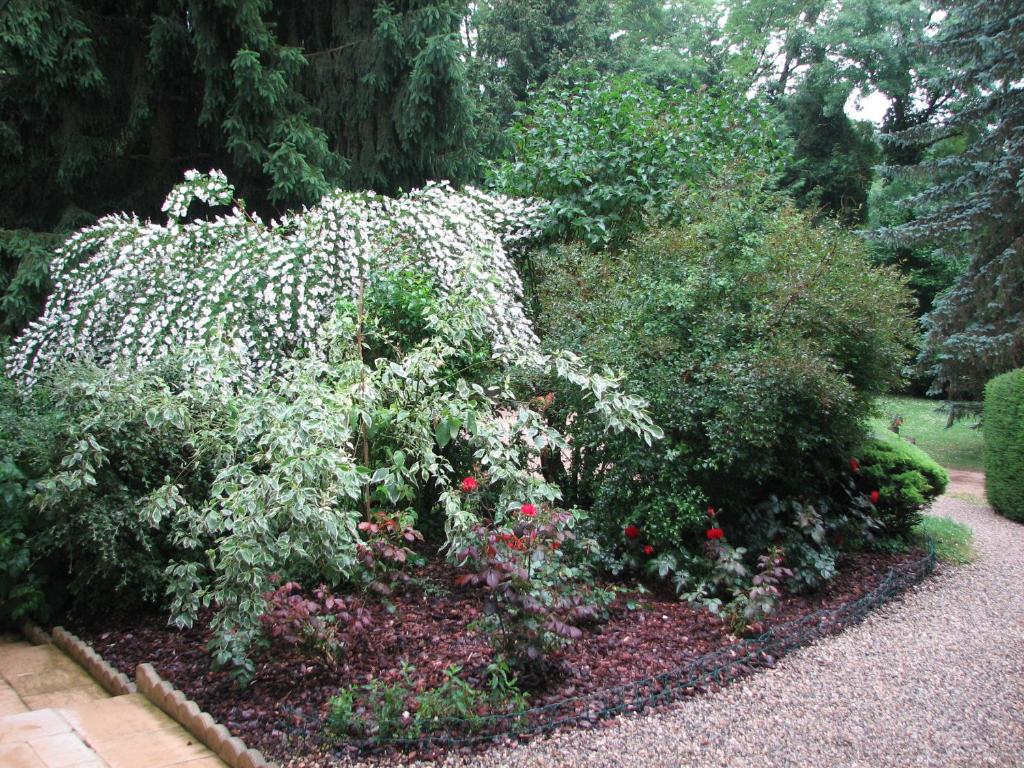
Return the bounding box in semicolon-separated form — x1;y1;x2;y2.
0;637;228;768
0;680;29;716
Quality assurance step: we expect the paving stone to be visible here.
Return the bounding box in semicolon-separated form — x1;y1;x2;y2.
22;682;108;710
0;639;228;767
0;681;29;716
25;731;101;767
88;723;217;768
59;694;182;742
0;709;71;744
11;667;100;699
0;742;47;767
0;645;59;680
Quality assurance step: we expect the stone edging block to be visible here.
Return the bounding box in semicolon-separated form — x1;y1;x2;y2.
20;621;53;646
50;625;136;696
135;662;277;768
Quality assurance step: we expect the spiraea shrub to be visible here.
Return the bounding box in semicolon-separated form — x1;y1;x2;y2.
8;171;546;385
5;172;661;678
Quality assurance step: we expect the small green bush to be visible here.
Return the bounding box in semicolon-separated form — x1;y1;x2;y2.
984;368;1024;522
859;437;949;538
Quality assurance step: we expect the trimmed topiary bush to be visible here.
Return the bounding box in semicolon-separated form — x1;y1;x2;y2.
859;436;949;538
984;368;1024;522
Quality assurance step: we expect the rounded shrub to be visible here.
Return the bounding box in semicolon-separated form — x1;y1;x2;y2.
858;436;949;538
534;176;916;543
983;368;1024;522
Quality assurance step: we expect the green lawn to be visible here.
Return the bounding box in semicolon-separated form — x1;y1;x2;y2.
870;396;985;472
914;514;976;564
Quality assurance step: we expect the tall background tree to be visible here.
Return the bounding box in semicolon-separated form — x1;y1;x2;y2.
0;0;478;335
0;0;476;227
878;0;1024;398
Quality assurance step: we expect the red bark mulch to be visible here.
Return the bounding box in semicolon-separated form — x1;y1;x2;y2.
70;548;925;765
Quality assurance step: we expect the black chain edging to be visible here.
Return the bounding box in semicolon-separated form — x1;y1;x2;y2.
299;544;935;756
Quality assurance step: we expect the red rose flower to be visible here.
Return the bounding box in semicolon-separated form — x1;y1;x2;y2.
706;527;724;540
521;503;537;517
550;540;561;551
624;524;641;539
642;544;655;556
850;458;860;473
707;505;716;517
870;490;880;504
460;476;478;493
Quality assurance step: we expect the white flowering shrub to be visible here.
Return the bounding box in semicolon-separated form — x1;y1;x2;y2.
15;173;662;678
7;171;545;385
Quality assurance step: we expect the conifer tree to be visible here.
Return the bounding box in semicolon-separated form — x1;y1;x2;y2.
0;0;477;230
879;0;1024;398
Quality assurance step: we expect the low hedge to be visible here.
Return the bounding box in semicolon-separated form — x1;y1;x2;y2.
984;368;1024;522
860;436;949;538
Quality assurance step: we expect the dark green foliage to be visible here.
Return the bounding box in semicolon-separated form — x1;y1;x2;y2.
0;0;476;233
866;155;968;318
468;0;614;156
781;67;879;224
859;436;949;538
490;73;787;248
0;0;340;228
983;368;1024;522
879;0;1024;398
534;175;917;556
0;364;66;625
290;1;477;193
0;230;56;336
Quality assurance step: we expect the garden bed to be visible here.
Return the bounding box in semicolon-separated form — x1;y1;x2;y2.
69;547;929;765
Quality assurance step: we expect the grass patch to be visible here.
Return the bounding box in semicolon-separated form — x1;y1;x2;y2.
947;491;987;506
870;396;984;471
914;514;976;565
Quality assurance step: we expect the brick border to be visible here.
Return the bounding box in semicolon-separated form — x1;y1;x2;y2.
135;662;275;768
19;620;53;646
20;623;276;768
51;626;136;696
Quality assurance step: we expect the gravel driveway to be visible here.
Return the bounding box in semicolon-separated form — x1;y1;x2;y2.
427;493;1024;768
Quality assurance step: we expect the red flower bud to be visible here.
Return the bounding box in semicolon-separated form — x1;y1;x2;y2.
850;458;860;473
520;503;537;517
460;476;478;493
870;490;880;504
707;505;716;517
642;544;654;556
706;527;725;540
624;524;641;539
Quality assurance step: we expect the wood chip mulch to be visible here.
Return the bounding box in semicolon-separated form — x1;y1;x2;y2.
69;548;923;764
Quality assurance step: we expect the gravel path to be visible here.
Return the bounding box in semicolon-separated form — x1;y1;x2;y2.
425;494;1024;768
